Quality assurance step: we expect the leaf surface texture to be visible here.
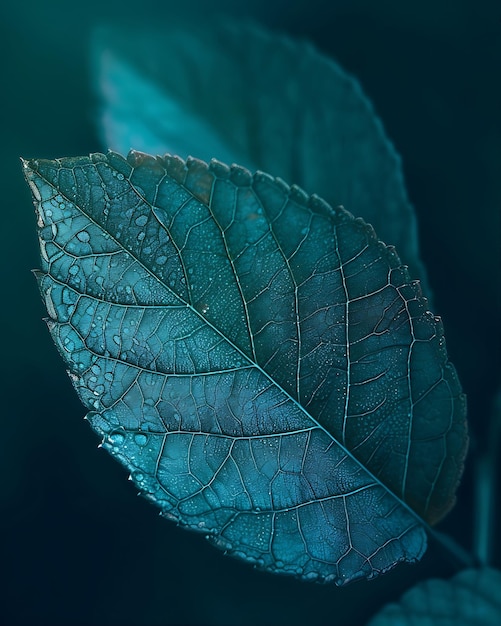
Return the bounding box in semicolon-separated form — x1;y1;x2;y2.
24;151;467;584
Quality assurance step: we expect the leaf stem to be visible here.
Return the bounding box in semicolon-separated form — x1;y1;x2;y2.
473;387;501;565
428;387;501;570
428;527;478;570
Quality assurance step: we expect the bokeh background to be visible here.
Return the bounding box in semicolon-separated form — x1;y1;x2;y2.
1;1;500;624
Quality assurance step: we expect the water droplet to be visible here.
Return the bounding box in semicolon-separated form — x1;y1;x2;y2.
76;230;90;243
162;510;178;522
211;536;233;551
117;173;124;180
61;288;74;305
108;431;125;446
131;471;144;483
113;335;120;345
134;433;148;446
135;215;148;227
63;337;75;351
69;265;79;276
104;372;113;382
156;255;167;265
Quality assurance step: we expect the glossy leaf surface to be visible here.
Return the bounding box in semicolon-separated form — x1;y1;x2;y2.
368;568;501;625
23;151;467;584
93;20;429;288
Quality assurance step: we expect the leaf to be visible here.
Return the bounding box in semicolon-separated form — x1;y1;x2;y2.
23;150;467;585
367;568;501;625
93;20;429;291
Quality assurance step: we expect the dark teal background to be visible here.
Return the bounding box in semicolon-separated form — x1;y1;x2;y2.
1;1;500;624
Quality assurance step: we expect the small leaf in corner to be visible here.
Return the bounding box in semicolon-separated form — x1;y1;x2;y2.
368;568;501;625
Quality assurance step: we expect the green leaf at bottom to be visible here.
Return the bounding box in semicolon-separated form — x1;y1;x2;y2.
368;568;501;625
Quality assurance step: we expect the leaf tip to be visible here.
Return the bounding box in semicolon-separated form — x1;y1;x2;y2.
20;156;40;176
21;158;44;203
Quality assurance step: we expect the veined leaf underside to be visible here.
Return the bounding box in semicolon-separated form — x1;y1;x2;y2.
23;150;467;584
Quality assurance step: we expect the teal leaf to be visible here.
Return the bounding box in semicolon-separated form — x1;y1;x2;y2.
93;20;429;289
367;568;501;625
23;150;467;585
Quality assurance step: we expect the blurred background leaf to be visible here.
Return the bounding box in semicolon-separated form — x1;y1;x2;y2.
367;568;501;626
92;20;428;288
